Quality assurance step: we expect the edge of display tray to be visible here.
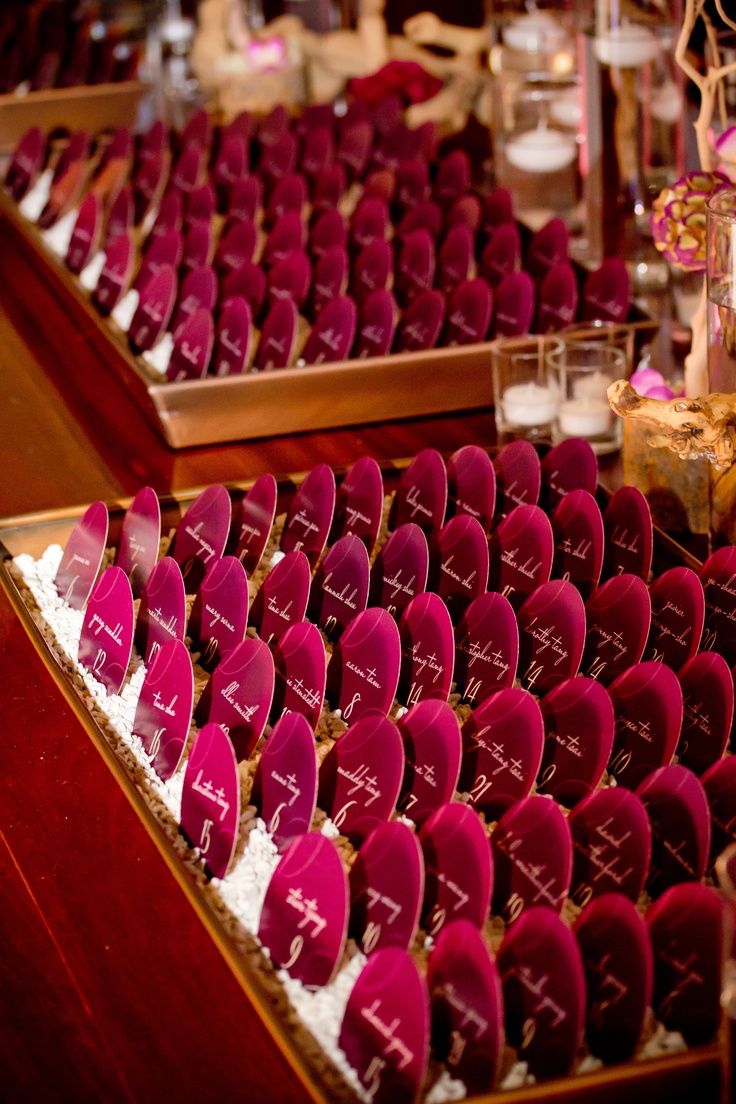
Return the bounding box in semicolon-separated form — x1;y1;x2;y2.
0;81;148;153
0;480;730;1104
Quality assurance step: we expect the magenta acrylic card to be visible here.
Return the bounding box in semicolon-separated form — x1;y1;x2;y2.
437;225;474;296
492;439;541;521
134;558;186;665
300;125;335;178
310;244;349;318
637;764;710;898
212;133;248;210
349;820;424;956
180;108;213;154
568;786;651;907
350;237;392;308
645;566;705;668
362;168;395;204
516;578;585;694
350;196;390;253
446;445;496;533
115;485;160;597
703;756;736;869
262;210;306;269
132;637;193;781
397;592;454;707
318;712;404;842
128;264;176;353
497;907;585;1081
54;500;108;610
214;219;257;274
94;230;135;315
454;591;519;706
391;449;447;539
212;295;253;376
220;261;266;321
254;298;297;371
419;802;492;936
267;251;312;311
395;158;429;211
169;143;204;197
480;221;521;286
336;119;374;179
433;148;471;210
601;486;653;583
541;437;598;511
168;484;230;592
258;832;349;987
271;619;327;730
678;651;734;776
538;676;615;807
699;545;736;663
230;472;278;575
249;549;310;648
582;573;651;685
607;661;683;790
171;265;218;337
311;161;347;216
396;700;462;825
446;193;483;234
330;454;383;554
78;566;134;695
258;130;298;186
574;893;653;1064
251;712;318;850
352;289;398;359
443;279;493;346
395;228;436;306
492;271;535;338
308;209;348;259
166;307;214;381
524;217;570;280
281;463;336;567
491;795;572;923
181;723;240;880
535;261;579;332
149;190;183;240
325;607;401;724
338;947;429;1104
397;198;443;242
308;533;369;641
134;228;183;293
66;192;102;275
487;504;554;612
301;295;357;365
433;514;489;625
188;555;248;670
394;289;445;353
427;919;503;1094
132;149;169;224
228;175;263;223
105;185;134;247
459;686;544;819
550;489;604;603
582;257;631;323
181;221;214;273
265;171;308;227
4;125;44;201
368;523;429;621
194;637;274;761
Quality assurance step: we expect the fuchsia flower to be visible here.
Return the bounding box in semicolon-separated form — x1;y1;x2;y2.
651;170;730;271
348;61;443;107
715;126;736;182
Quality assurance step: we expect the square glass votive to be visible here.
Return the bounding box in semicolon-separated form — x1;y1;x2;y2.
491;334;563;443
546;340;627;454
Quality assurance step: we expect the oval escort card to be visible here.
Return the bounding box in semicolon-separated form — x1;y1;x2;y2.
582;257;631;323
180;722;240;880
636;764;710;898
301;295;358;365
325;607;401;724
349;820;424;956
171;265;218;338
214;219;257;274
66;192;102;275
516;579;586;695
128;264;177;354
437;224;474;296
487;504;554;612
300;124;335;177
645;566;705;669
458;687;544;820
350;239;393;306
258;832;349;987
481;187;513;237
582;573;651;685
132;637;194;780
330;454;383;554
132;148;169;225
221;260;266;320
254;298;297;371
427;919;503;1095
699;544;736;664
271;619;327;730
309;209;348;259
230;472;278;575
447;193;482;234
265;171;308;227
443;279;493;347
492;439;541;522
391;449;448;539
166;307;214;382
677;652;734;777
336;120;374;180
78;566;134;696
149;189;183;240
396;699;462;825
251;712;318;851
194;637;275;761
228;175;263;223
601;485;653;583
5;125;44;202
395;228;436;306
396;592;454;707
433;514;489;626
703;756;736;870
419;801;492;937
396;158;429;210
567;786;651;907
453;591;519;706
550;489;604;603
188;555;249;670
538;676;615;807
182;219;214;274
497;907;585;1082
249;549;310;648
446;445;496;534
310;244;349;318
492;271;535;338
308;533;369;642
104;186;134;249
338;947;429;1104
93;230;135;316
535;261;579;334
394;289;445;352
369;523;429;620
281;463;336;567
168;483;230;592
318;712;404;843
607;661;683;790
352;289;398;359
54;500;108;610
491;795;572;924
212;295;253;377
480;221;521;286
134;228;184;295
263;210;306;270
540;437;598;513
115;485;161;597
134;557;186;665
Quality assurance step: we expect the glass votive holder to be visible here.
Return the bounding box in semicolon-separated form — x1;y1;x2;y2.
546;340;627;453
491;334;563;442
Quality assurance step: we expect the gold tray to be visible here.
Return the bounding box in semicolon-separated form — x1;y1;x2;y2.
0;81;147;154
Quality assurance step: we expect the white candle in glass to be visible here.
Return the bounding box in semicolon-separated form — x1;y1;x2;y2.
593;23;661;68
502;381;557;426
506;125;577;174
502;11;566;53
558;398;611;437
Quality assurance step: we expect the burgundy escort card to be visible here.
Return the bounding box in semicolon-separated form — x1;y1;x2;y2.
433;149;471;210
397;592;454;707
396;158;429;211
263;210;306;269
703;756;736;869
318;712;404;842
677;651;734;776
394;289;445;353
607;661;683;790
419;802;492;936
77;566;134;695
195;637;274;761
180;722;240;880
535;261;579;333
167;308;214;381
491;795;573;923
646;882;724;1046
497;907;585;1081
699;545;736;664
66;192;102;275
568;786;651;906
395;228;436;306
188;555;248;670
230;472;278;575
258;832;349;986
480;221;522;286
573;893;653;1064
525;217;570;281
369;524;429;620
349;820;424;956
645;566;705;668
311;162;347;216
248;549;310;648
516;579;586;694
254;298;297;370
212;296;253;377
228;176;263;223
329;455;383;556
362;168;395;204
482;187;513;239
325;607;401;723
281;463;336;567
397;199;443;242
271;620;327;730
134;228;183;293
265;172;308;227
427;919;503;1095
4;125;44;202
487;504;554;612
396;700;462;825
300;125;335;178
446;193;482;234
391;449;447;539
351;196;390;253
310;245;349;318
492;271;536;338
453;591;519;706
267;251;312;311
182;221;214;273
258;130;299;188
171;265;218;337
582;257;631;323
38;157;88;230
336;120;374;180
436;225;474;296
309;209;348;259
443;279;493;347
338;947;429;1104
105;186;134;247
433;515;489;625
352;289;398;358
446;445;496;533
214;219;257;274
168;484;231;592
538;676;615;807
251;711;318;850
132;148;170;225
540;437;598;512
301;295;358;365
128;264;177;354
601;486;654;583
550;489;604;603
134;558;186;665
492;439;541;522
307;533;369;641
212;133;248;211
115;485;161;597
170;142;204;197
55;500;108;610
459;687;544;819
581;573;651;685
180;109;213;155
94;231;135;316
132;637;193;779
637;764;711;898
149;189;183;240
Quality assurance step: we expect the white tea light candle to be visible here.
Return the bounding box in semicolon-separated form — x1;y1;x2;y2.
593;24;660;68
558;398;611;437
506;126;577;174
502;381;558;426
